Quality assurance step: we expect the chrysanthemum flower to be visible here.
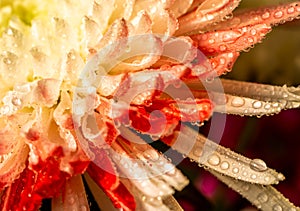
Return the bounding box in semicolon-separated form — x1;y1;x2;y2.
0;0;299;210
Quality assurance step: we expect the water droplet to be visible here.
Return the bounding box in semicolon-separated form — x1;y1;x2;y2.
231;97;245;107
272;102;279;108
219;45;227;52
250;29;257;36
262;11;270;19
250;159;268;172
220;161;230;170
232;167;239;174
252;101;262;109
201;34;208;41
207;154;220;166
264;176;270;182
287;6;295;14
208;39;215;44
242;184;250;191
264;104;271;110
251;174;257;179
80;205;88;211
277;173;285;181
68;197;75;205
143;149;159;161
125;45;131;52
257;193;268;203
193;146;203;157
205;76;214;83
247;37;254;43
274;11;283;19
273;204;283;211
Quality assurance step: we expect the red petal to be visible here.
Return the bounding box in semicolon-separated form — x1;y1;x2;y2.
1;154;70;211
87;148;136;211
191;24;271;56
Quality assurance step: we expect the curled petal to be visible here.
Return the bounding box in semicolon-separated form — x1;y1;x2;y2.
176;0;241;35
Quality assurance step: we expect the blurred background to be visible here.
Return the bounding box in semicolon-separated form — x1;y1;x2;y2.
175;0;300;210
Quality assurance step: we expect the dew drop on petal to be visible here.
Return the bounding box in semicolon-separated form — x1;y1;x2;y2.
252;101;262;109
262;11;270;19
208;39;215;44
241;184;250;191
272;102;279;108
274;11;283;19
250;158;268;172
80;205;88;211
287;6;295;14
247;37;254;43
207;154;220;166
68;197;75;205
219;45;227;52
273;204;283;211
264;103;271;110
231;97;245;107
232;167;239;174
257;192;268;203
264;176;270;182
250;29;257;36
277;173;285;181
220;161;230;170
193;146;203;157
143;149;159;161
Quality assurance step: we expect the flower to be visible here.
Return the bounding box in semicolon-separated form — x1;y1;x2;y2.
0;0;300;210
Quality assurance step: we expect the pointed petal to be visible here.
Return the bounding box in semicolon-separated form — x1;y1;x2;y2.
210;170;299;211
191;23;271;56
87;149;136;211
162;125;284;185
207;79;300;116
205;1;300;31
83;173;119;211
51;175;89;211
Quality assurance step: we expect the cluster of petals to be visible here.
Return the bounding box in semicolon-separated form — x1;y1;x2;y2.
0;0;300;210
